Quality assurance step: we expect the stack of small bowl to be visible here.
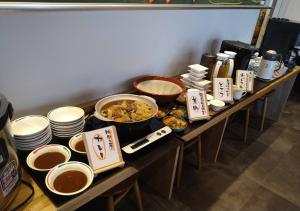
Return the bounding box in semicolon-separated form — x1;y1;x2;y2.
12;115;52;151
181;64;212;93
47;106;85;138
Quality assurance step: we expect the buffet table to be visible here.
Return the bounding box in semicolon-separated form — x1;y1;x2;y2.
175;66;300;186
8;66;300;210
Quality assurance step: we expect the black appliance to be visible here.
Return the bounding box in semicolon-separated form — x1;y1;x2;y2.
260;18;300;68
220;40;258;79
220;40;258;70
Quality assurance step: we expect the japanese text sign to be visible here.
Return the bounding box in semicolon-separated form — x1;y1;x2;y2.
213;78;233;102
186;89;210;122
83;126;124;174
236;70;254;93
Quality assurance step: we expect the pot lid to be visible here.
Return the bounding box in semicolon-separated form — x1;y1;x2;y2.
0;93;12;130
263;50;280;61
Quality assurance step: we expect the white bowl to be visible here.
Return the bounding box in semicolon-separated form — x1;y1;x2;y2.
48;106;84;123
206;94;214;101
69;133;86;154
45;161;94;196
26;144;71;171
210;99;225;112
12;115;50;137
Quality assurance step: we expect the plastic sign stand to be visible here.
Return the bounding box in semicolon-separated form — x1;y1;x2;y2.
236;70;254;93
213;78;233;103
186;88;210;123
83;126;125;174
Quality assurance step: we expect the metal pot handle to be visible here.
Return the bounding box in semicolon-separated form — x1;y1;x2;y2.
139;95;156;103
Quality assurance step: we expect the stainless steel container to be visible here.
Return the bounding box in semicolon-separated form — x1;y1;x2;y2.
0;93;21;210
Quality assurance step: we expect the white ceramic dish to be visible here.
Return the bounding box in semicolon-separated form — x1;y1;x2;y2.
14;126;51;140
48;106;84;123
12;115;49;137
136;80;183;95
26;144;71;171
180;73;193;83
206;94;214;101
68;133;86;154
188;70;207;78
45;161;94;196
16;137;52;151
210;99;225;112
188;64;208;73
15;132;52;145
50;120;84;129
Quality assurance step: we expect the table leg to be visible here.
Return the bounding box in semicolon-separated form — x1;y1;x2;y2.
202;118;228;163
140;144;180;199
175;144;184;187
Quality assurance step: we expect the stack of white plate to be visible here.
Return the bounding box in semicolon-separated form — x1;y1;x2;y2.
12;115;52;151
181;64;211;92
47;106;85;138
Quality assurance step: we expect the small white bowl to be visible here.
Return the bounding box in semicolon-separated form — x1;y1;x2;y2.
26;144;71;172
206;94;214;101
69;133;86;154
45;161;94;196
210;99;225;112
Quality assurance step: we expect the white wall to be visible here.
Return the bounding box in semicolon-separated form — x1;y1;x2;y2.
273;0;300;22
0;9;259;117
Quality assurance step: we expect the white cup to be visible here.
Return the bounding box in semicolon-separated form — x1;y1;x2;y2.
232;85;247;100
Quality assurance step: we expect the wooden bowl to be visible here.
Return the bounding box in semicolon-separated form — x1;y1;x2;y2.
133;76;186;104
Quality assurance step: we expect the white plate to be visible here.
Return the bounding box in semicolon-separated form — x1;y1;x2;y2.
14;126;51;140
48;106;84;123
16;136;53;151
49;117;84;126
51;124;84;133
188;64;208;73
15;132;52;145
50;120;85;130
12;115;50;137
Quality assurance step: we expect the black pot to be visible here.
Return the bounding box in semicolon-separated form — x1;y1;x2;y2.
94;94;158;139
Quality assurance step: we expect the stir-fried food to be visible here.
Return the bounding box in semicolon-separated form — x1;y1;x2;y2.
100;100;153;122
163;116;187;129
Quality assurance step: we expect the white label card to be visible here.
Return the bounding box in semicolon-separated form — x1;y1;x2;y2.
186;89;210;122
213;78;233;102
236;70;254;93
83;126;125;174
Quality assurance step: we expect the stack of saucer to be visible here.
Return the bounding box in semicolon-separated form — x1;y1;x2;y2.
47;106;85;138
181;64;212;92
12;115;52;151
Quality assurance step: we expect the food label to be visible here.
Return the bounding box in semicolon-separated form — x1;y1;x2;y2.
0;160;19;197
83;126;125;174
186;89;210;122
236;70;254;93
213;78;233;102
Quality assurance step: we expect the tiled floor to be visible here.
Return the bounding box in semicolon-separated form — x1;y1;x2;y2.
80;93;300;211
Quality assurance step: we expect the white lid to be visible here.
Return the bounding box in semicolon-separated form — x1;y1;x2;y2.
266;50;277;54
216;53;229;60
224;51;237;58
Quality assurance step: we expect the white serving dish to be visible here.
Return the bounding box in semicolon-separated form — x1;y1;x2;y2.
210;99;225;112
45;161;94;196
188;64;208;74
69;133;86;154
12;115;50;137
48;106;84;124
26;144;71;171
206;94;214;101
